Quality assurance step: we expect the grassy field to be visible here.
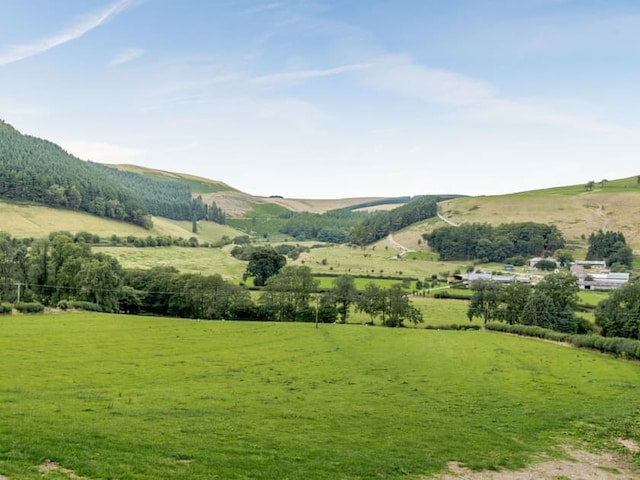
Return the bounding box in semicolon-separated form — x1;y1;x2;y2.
0;201;153;239
94;245;247;280
1;314;639;479
0;200;244;243
293;243;469;279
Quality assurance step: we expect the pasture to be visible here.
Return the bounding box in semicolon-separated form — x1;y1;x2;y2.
93;245;247;280
1;313;639;479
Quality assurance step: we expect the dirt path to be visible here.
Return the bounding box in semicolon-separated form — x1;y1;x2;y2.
429;444;639;480
387;233;414;256
437;210;459;227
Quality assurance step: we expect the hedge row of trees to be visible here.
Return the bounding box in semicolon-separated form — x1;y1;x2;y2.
467;272;640;340
466;274;591;334
425;222;565;261
0;232;422;327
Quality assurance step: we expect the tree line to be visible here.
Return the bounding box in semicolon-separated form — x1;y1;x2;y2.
0;233;422;327
425;222;566;262
466;272;640;340
348;196;440;245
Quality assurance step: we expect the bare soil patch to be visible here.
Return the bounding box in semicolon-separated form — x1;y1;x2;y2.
39;459;85;479
430;445;639;480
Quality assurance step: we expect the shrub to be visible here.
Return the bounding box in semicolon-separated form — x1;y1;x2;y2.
433;290;470;300
67;301;104;312
424;324;481;331
486;323;640;360
0;303;13;314
15;302;45;313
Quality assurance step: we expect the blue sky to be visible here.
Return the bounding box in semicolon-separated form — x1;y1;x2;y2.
1;0;640;198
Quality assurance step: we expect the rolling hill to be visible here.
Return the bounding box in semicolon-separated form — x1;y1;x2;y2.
3;117;640;251
437;177;640;248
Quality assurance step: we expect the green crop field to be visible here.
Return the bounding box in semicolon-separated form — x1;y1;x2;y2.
1;313;639;479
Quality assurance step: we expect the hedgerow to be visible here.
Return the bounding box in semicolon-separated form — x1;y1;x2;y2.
15;302;45;313
0;303;13;314
485;322;640;360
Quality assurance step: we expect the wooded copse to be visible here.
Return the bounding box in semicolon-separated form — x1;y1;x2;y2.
347;195;440;245
425;222;566;262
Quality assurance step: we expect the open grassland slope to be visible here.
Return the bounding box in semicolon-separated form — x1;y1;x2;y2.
438;177;640;248
94;244;247;279
1;314;638;480
0;200;243;242
0;201;152;238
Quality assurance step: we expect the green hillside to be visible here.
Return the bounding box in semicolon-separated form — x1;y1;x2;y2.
437;176;640;248
0;199;243;242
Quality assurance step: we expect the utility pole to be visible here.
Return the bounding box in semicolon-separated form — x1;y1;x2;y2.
315;293;319;329
15;281;22;303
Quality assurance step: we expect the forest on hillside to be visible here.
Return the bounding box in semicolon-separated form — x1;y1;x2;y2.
0;126;225;227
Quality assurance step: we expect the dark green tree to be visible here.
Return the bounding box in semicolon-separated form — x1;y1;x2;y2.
243;247;286;286
497;282;532;324
331;275;358;324
467;279;502;324
260;266;318;321
521;291;558;328
357;283;386;324
595;281;640;339
385;284;422;327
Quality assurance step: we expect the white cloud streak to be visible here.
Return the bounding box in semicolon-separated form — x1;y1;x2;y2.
241;2;284;15
109;47;145;66
252;63;373;86
363;54;636;134
0;0;136;66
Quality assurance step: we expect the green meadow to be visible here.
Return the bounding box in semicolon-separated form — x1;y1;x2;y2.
1;313;639;479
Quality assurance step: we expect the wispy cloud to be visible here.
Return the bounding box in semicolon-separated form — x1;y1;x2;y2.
362;54;636;134
241;2;284;15
109;47;145;66
0;0;136;66
252;63;373;86
362;54;496;107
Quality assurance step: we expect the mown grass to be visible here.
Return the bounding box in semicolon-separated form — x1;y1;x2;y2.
1;314;638;479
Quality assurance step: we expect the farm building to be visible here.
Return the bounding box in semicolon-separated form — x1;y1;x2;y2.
450;272;518;286
570;265;629;290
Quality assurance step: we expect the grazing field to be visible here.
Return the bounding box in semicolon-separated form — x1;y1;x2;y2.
0;200;243;243
0;201;152;239
94;245;247;279
294;243;469;279
1;314;639;479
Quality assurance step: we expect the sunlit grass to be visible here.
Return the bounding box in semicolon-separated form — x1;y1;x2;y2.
1;313;638;479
